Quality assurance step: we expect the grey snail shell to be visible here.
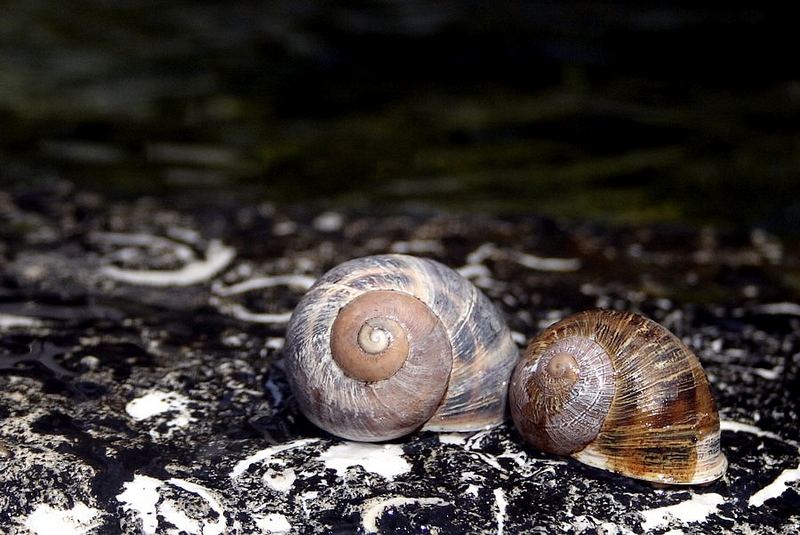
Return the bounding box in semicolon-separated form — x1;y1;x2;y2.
284;254;519;442
509;309;727;485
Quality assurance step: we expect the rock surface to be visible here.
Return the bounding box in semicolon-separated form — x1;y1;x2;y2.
1;186;799;534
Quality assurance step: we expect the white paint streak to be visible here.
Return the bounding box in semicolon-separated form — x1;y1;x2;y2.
126;391;185;420
166;227;202;245
265;337;285;351
254;513;292;534
210;273;317;324
513;251;581;272
466;243;497;265
117;474;163;535
320;442;411;480
92;232;197;261
721;419;800;508
474;452;505;472
389;240;444;254
211;274;316;296
749;466;800;507
116;475;228;535
312;211;344;232
493;488;507;535
438;433;471;446
444;429;566;474
465;242;580;272
360;497;448;534
720;420;797;446
168;478;226;535
263;467;297;493
125;391;195;438
0;313;43;329
25;502;101;535
753;302;800;316
101;239;234;286
465;429;493;450
159;500;200;534
297;491;319;518
210;301;293;324
456;264;492;280
751;366;782;380
601;521;636;535
230;438;319;480
639;493;724;531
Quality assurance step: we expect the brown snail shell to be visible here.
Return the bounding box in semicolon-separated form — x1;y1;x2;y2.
284;254;519;442
509;309;727;484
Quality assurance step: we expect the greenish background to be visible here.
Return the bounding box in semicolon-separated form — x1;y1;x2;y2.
1;2;798;233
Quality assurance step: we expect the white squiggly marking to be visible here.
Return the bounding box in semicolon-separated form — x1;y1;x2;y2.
438;433;470;446
466;243;498;265
210;273;316;323
312;211;344;232
100;239;234;286
125;391;195;439
263;467;296;493
230;438;319;480
168;478;226;535
510;330;527;346
753;302;800;316
211;275;316;296
0;314;44;330
359;496;448;533
116;475;227;534
493;488;507;535
456;264;492;280
25;502;102;535
254;513;292;534
721;420;800;508
320;443;410;480
749;467;800;507
117;475;162;535
639;493;724;531
513;251;581;272
92;232;197;261
389;240;444;255
210;302;294;324
720;420;791;443
464;243;580;272
750;366;782;380
447;429;565;474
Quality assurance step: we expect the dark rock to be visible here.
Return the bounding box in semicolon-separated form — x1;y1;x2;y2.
1;187;798;534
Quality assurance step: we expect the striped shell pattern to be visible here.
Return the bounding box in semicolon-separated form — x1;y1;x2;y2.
509;309;727;484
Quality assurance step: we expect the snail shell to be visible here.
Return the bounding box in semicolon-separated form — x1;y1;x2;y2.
509;309;727;484
284;254;519;442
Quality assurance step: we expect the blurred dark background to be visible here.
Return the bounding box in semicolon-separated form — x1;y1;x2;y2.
1;1;798;233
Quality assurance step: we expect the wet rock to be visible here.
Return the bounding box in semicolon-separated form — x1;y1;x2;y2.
0;187;799;534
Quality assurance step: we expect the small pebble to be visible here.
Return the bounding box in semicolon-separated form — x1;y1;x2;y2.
313;212;343;232
0;442;13;459
80;355;100;371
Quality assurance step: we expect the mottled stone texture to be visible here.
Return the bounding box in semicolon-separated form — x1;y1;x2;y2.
0;186;799;534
